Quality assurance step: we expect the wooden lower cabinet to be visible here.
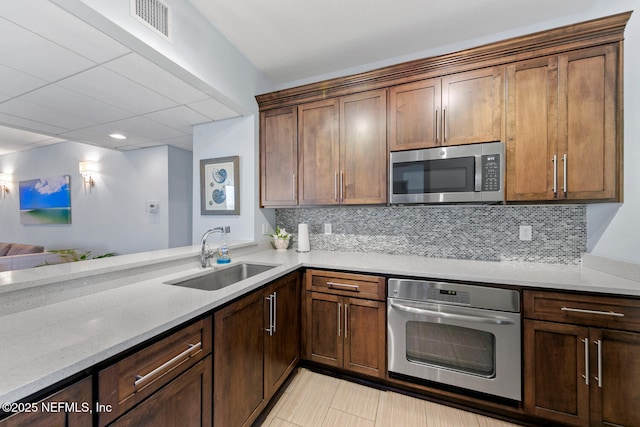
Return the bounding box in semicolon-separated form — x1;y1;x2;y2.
0;377;92;427
304;270;386;378
524;291;640;426
109;356;212;427
214;272;300;427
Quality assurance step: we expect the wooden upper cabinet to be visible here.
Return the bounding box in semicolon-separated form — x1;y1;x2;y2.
441;67;503;146
260;107;298;207
506;56;558;201
389;78;441;150
340;90;387;204
389;67;503;151
507;44;620;202
298;99;340;205
560;45;619;201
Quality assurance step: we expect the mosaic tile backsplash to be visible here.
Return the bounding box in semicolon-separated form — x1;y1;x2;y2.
276;205;586;264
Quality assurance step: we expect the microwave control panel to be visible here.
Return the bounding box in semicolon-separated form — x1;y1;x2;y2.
481;154;501;192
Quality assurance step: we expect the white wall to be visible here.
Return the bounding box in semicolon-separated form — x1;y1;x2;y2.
168;146;193;247
0;142;191;256
191;116;273;245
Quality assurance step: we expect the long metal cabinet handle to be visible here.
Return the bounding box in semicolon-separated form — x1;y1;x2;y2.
327;282;360;292
337;303;341;337
552;155;557;195
561;307;624;317
292;174;297;200
334;172;338;201
595;339;603;388
340;172;344;201
562;154;568;194
273;291;277;334
265;294;273;335
389;301;515;325
134;342;202;388
435;109;439;144
443;107;447;142
582;338;589;385
344;304;348;338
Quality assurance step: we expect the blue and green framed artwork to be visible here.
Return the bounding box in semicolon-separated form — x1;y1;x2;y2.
19;175;72;224
200;156;239;215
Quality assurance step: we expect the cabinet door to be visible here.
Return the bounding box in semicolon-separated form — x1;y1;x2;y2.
264;272;300;398
343;297;386;378
110;357;212;427
524;320;589;426
298;99;340;205
389;78;441;151
442;67;503;146
506;57;558;201
559;44;619;201
214;291;265;427
0;377;92;427
260;107;298;207
305;292;342;367
590;328;640;427
340;90;387;204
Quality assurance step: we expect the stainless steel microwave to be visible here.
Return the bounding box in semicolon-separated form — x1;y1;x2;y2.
390;142;505;204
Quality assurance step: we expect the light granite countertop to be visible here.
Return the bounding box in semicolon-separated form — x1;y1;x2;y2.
1;243;639;406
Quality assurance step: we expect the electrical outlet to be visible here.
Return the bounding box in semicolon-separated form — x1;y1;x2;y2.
324;223;332;235
519;225;532;241
262;224;269;235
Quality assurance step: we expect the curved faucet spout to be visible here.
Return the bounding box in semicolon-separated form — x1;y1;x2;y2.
200;226;230;268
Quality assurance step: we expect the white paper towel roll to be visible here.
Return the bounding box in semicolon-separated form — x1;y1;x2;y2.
297;223;310;252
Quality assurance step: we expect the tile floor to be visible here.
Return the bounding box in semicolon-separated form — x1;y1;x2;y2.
260;368;523;427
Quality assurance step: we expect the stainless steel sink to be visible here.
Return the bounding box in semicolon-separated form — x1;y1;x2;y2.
164;263;278;291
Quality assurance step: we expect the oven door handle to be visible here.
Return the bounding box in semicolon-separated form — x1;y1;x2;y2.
389;300;516;325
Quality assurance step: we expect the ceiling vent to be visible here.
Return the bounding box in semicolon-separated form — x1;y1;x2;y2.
131;0;170;39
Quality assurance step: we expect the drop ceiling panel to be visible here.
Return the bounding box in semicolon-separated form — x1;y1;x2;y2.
143;106;210;134
108;116;186;141
60;124;156;147
20;84;133;124
0;1;130;63
0;112;69;136
0;64;47;99
189;98;240;121
0;17;95;82
0;97;96;130
104;53;210;105
57;66;179;115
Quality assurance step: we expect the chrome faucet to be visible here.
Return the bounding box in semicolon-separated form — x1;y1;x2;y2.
200;226;230;268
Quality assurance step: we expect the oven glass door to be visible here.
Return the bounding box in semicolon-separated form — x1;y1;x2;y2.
406;321;495;377
392;157;475;195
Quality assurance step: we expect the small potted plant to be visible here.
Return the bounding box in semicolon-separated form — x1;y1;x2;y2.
271;227;291;251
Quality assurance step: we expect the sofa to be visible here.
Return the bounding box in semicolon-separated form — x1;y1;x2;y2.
0;243;63;272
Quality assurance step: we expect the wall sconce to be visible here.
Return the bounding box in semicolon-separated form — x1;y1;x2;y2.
79;161;98;194
0;173;11;199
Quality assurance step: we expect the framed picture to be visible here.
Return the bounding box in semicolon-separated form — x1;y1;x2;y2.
200;156;240;215
19;175;72;225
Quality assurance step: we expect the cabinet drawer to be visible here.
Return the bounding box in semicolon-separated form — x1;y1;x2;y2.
306;269;385;301
524;290;640;331
98;316;212;426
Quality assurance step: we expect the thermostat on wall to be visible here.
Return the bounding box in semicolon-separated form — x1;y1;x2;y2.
146;201;160;213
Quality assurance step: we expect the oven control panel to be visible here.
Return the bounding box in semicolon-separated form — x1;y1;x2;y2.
427;288;470;305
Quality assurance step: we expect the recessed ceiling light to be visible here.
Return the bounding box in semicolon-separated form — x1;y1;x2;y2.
109;133;127;140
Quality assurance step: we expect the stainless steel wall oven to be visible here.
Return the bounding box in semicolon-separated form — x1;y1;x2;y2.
387;278;521;401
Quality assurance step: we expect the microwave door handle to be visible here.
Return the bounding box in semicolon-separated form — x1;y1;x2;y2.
474;155;482;192
389;300;515;325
